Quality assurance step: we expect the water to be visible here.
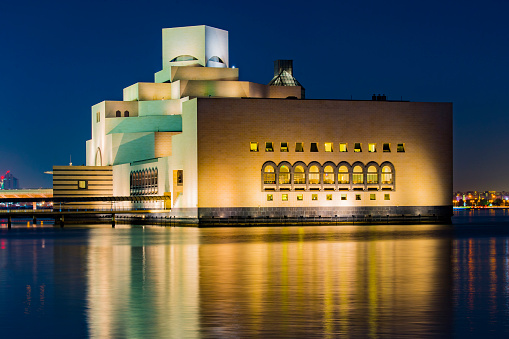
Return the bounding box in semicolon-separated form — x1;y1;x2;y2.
1;209;509;338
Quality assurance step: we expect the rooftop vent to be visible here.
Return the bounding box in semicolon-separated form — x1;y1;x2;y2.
268;60;305;99
372;94;387;101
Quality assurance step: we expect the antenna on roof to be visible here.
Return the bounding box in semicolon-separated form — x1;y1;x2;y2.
69;155;72;166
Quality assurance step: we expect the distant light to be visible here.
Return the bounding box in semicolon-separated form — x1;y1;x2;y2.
232;65;235;68
6;171;9;173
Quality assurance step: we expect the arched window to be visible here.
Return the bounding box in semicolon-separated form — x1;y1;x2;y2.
279;165;290;185
95;147;102;166
382;166;393;184
264;165;276;184
338;166;349;184
323;166;334;184
309;165;320;185
294;166;305;184
208;56;224;63
116;110;121;117
124;110;129;117
367;166;378;184
353;166;363;184
170;55;198;62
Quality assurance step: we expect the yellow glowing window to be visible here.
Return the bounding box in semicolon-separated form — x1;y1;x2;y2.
282;194;288;201
367;166;378;184
96;111;100;123
326;194;332;201
250;142;259;152
397;143;405;152
294;166;305;184
341;194;347;201
295;142;304;152
309;166;320;184
267;194;273;201
353;166;363;184
370;194;376;200
382;166;393;184
264;165;276;184
354;143;362;152
280;142;288;152
339;143;347;152
310;143;318;152
265;142;274;152
368;143;376;152
324;143;333;152
338;166;349;184
323;166;334;184
297;194;303;201
312;194;318;201
279;166;290;185
383;143;391;152
356;194;361;200
384;194;390;200
177;170;183;186
78;180;87;189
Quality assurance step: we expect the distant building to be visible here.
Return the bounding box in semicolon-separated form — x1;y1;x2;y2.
54;25;453;222
0;171;19;190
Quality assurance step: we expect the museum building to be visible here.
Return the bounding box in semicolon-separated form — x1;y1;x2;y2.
53;25;453;222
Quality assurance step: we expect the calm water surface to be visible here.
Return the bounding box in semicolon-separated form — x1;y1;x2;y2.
2;209;509;338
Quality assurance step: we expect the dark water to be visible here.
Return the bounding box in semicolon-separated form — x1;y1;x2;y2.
2;209;509;338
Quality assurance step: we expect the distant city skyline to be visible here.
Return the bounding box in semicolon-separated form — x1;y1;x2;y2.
1;0;508;191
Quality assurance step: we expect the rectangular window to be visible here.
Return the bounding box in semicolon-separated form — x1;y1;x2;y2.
297;194;303;201
354;143;362;152
368;143;376;152
384;194;390;200
295;142;304;152
356;194;361;200
280;142;288;152
265;142;274;152
78;180;87;189
310;143;319;152
96;112;100;123
324;142;333;152
397;143;405;152
267;194;273;201
339;143;347;152
383;143;391;152
250;142;259;152
370;194;376;200
326;194;332;200
341;194;347;201
177;170;183;186
282;194;288;201
312;194;318;201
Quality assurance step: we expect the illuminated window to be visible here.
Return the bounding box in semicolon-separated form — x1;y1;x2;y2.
264;165;276;184
353;166;363;184
116;110;121;117
294;166;305;184
280;142;289;152
267;194;273;201
312;194;318;201
383;143;391;152
78;180;87;189
124;110;129;117
338;166;349;184
354;143;362;152
397;143;405;152
250;142;259;152
339;143;347;152
382;166;393;184
368;143;376;152
279;165;290;184
265;142;274;152
326;194;332;200
177;170;183;186
310;143;319;152
309;165;320;184
356;194;361;200
370;194;376;200
282;194;288;201
297;194;303;201
323;166;334;184
384;194;390;200
96;112;100;122
295;142;304;152
341;194;347;201
131;168;158;195
367;166;378;184
324;143;333;152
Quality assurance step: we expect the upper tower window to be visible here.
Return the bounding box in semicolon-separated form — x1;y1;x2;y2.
208;56;224;63
170;55;198;62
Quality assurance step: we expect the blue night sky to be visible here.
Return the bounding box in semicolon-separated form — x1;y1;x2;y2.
0;0;507;191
